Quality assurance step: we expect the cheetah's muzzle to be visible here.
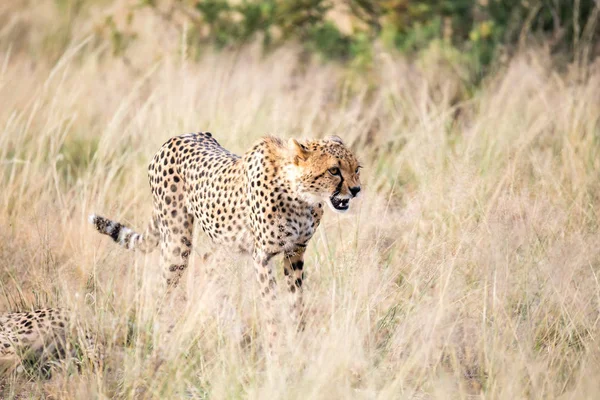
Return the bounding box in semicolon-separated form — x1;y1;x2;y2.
330;193;350;211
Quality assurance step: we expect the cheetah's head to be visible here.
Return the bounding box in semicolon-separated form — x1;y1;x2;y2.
289;136;362;213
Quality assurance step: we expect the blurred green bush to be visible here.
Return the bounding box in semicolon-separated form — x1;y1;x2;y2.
75;0;600;76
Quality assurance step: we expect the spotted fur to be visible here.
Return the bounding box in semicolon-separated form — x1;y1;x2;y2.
0;308;103;375
90;132;361;348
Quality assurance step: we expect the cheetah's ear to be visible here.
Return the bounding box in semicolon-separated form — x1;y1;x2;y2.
325;135;344;145
289;138;310;165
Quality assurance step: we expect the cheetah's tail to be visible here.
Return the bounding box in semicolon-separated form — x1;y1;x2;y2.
88;214;159;253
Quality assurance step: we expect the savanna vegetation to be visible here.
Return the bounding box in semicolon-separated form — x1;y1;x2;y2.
1;0;600;398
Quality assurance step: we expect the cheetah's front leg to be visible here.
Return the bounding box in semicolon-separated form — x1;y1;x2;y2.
253;250;279;353
283;246;306;330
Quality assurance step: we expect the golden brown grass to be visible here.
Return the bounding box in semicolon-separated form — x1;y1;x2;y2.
2;2;600;399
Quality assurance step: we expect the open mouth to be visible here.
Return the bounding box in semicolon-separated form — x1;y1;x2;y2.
329;194;350;211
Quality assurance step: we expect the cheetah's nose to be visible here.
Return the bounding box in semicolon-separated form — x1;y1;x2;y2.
350;186;361;197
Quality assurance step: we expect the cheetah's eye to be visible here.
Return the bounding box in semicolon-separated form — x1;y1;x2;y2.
328;167;340;176
355;166;362;174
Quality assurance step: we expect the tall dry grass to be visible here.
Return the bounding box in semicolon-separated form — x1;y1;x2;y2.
2;2;600;399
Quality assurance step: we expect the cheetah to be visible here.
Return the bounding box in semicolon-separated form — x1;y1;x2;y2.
0;308;103;376
90;132;362;345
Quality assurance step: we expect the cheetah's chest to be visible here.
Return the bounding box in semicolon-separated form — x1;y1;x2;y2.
251;202;320;255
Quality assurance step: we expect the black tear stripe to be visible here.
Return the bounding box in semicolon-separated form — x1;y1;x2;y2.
335;174;344;195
